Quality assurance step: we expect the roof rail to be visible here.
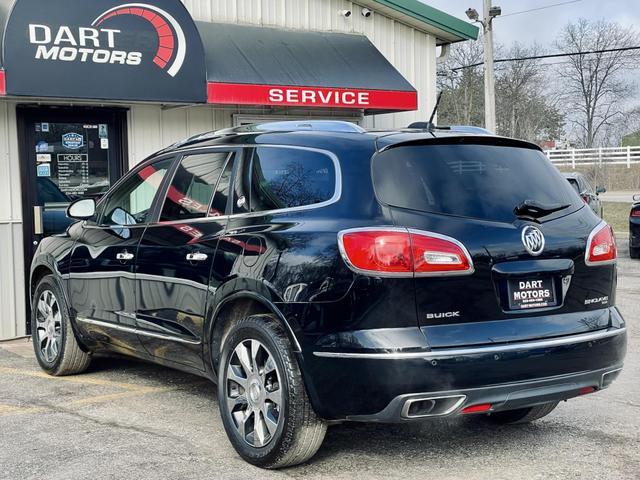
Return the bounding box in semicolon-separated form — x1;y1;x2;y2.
216;120;366;135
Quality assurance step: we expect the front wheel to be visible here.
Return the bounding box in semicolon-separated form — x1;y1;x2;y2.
31;275;91;376
478;402;559;425
217;315;327;469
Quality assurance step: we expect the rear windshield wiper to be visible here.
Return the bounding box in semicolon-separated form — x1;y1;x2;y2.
514;200;571;219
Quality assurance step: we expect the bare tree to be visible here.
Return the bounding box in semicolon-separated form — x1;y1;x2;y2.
555;19;639;147
438;39;564;143
496;43;564;141
437;39;484;126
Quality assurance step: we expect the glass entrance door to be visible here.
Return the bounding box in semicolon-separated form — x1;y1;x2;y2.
18;107;127;325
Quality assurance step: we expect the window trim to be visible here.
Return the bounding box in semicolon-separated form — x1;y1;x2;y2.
236;144;342;217
91;144;343;229
157;150;235;223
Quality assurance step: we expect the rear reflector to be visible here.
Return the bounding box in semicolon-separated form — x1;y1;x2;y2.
461;403;492;414
585;222;617;266
338;227;474;277
578;386;596;395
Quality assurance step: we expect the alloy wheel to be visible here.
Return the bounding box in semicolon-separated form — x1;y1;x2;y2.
35;290;62;363
226;339;283;447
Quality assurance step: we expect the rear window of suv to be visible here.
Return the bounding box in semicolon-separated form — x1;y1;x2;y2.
372;143;582;223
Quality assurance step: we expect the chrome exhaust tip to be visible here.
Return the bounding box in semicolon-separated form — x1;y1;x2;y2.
601;368;622;388
401;394;466;419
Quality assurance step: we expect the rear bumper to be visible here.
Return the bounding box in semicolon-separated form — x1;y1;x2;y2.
347;366;623;422
302;320;627;421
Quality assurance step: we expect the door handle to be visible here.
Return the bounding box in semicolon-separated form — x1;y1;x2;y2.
116;251;134;261
186;252;208;262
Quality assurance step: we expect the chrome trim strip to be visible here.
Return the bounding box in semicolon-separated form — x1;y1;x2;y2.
313;328;626;359
585;220;617;267
76;316;202;345
401;395;466;419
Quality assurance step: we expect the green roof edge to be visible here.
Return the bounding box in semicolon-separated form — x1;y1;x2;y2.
373;0;479;42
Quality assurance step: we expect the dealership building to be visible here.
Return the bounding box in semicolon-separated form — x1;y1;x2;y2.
0;0;476;339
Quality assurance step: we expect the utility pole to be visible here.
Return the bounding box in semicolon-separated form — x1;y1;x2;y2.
466;2;501;132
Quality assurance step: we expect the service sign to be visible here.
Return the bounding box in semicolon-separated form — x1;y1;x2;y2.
207;82;419;111
3;0;206;103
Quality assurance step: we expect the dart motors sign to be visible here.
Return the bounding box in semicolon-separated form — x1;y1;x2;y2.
2;0;206;103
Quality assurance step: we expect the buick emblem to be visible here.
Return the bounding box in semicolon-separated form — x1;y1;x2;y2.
522;226;545;256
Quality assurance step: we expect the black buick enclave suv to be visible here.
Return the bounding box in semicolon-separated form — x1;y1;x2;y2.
30;121;626;468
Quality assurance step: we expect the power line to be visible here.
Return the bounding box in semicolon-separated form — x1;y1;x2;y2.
500;0;583;18
450;45;640;71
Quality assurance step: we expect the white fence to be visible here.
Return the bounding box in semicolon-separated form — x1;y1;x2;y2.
545;146;640;168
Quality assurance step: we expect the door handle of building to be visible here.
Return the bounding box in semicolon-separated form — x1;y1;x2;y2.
33;206;44;235
186;252;208;262
116;251;134;261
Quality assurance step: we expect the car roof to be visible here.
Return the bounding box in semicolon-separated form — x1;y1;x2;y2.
155;120;542;156
562;172;583;180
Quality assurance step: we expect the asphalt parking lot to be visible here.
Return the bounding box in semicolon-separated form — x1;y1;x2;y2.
1;240;639;480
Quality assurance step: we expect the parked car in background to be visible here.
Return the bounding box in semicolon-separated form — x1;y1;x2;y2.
630;194;640;259
562;172;606;217
30;121;626;468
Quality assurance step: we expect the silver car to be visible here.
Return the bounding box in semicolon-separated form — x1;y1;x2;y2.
563;172;605;217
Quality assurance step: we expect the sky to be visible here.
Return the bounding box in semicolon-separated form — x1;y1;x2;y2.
426;0;640;47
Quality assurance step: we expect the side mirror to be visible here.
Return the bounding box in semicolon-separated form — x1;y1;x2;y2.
596;185;607;195
66;198;96;220
634;194;640;202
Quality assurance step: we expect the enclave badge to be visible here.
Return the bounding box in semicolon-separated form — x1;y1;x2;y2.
522;226;545;256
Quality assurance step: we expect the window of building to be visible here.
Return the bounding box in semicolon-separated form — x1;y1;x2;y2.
160;152;234;222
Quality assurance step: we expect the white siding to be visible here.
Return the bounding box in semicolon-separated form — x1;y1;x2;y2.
0;100;26;339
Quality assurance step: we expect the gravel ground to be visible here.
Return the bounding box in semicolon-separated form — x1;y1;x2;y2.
1;241;638;480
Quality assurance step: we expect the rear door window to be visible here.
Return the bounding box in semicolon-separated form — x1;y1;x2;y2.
160;152;233;222
372;143;582;223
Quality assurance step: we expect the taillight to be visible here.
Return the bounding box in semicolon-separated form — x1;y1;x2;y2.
631;208;640;217
585;222;617;266
338;227;474;276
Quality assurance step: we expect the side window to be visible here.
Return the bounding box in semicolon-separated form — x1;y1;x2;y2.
160;152;233;222
583;177;594;194
248;147;336;213
100;157;173;226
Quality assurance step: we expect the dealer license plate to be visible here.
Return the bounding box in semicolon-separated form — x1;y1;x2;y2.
507;277;557;310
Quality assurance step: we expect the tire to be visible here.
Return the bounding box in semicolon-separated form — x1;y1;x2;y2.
217;314;327;469
630;246;640;259
479;402;559;425
31;275;91;376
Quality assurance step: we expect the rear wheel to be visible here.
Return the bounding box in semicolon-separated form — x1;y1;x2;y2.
478;402;559;425
630;246;640;259
217;315;327;469
31;275;91;376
